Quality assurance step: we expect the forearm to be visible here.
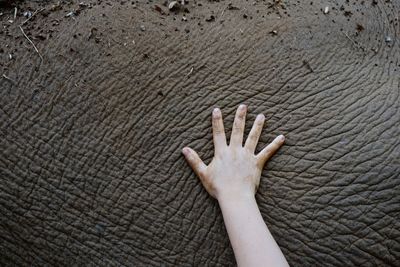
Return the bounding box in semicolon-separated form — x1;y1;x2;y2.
218;194;289;267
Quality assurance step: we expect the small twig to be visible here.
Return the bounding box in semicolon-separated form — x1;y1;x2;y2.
19;26;43;61
343;32;357;46
343;31;365;51
221;7;226;17
2;74;16;84
21;8;45;26
187;66;193;76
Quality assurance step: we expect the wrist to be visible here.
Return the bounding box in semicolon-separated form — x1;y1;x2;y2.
217;190;256;205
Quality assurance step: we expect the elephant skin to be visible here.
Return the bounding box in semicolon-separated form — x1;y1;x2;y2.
0;0;399;266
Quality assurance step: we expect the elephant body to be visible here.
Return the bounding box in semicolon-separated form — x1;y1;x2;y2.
1;0;399;266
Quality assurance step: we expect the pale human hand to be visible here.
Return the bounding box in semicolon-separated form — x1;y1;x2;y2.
182;104;285;201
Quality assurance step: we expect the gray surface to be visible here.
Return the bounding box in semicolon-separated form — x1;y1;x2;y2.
1;0;399;266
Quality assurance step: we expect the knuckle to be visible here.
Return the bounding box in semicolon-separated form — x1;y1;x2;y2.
213;128;224;135
188;154;196;163
232;125;243;133
234;119;244;128
249;133;258;141
197;168;206;177
237;112;245;119
236;110;246;119
270;144;279;151
264;147;273;155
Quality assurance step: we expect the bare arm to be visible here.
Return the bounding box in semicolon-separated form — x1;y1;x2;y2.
182;104;288;267
218;193;288;267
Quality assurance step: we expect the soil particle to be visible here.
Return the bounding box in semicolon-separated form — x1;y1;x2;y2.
344;11;353;17
65;11;75;17
356;23;364;32
205;15;215;22
35;34;46;41
385;36;392;43
88;27;98;40
267;0;286;10
50;2;62;12
227;3;239;10
154;5;166;15
168;1;179;11
269;30;278;35
23;11;32;18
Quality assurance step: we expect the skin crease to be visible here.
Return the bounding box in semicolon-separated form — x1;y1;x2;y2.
182;104;289;267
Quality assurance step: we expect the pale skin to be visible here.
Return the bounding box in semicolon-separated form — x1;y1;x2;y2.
182;104;289;267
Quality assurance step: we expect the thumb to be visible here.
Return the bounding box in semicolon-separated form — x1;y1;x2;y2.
182;147;207;177
256;135;285;167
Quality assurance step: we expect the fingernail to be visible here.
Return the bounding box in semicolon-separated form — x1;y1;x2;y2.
182;147;189;155
278;134;285;142
239;104;247;110
257;114;265;120
213;107;220;114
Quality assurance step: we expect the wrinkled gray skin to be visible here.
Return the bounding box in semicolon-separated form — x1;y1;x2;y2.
1;0;399;266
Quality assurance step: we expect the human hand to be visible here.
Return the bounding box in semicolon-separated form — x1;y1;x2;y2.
182;105;285;201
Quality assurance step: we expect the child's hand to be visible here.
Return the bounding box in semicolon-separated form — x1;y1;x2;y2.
182;105;285;201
